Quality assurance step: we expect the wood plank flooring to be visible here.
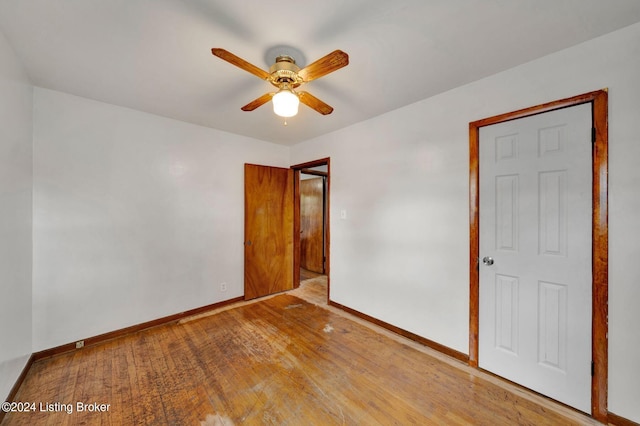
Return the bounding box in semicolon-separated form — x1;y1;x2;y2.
295;274;327;305
299;267;324;282
3;282;601;425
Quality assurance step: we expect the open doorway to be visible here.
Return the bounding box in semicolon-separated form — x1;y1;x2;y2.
292;158;330;304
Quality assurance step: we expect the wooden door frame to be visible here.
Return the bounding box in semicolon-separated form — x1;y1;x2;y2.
291;158;330;300
469;90;608;422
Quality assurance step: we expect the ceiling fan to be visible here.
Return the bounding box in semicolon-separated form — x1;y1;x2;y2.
211;48;349;118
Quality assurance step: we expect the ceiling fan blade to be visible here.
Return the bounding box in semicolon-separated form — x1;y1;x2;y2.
211;48;270;80
299;50;349;82
298;91;334;115
241;93;274;111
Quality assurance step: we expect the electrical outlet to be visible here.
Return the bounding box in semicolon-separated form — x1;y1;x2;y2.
76;340;84;349
220;282;227;292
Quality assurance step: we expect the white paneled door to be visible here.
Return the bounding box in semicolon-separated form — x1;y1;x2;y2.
478;103;592;412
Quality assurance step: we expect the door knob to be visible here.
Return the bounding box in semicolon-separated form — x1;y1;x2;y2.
482;256;494;266
246;240;252;246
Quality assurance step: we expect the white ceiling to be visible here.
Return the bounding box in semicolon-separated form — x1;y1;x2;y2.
2;0;640;146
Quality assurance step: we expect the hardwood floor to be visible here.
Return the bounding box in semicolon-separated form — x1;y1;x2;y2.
2;281;602;425
294;273;328;306
299;267;324;282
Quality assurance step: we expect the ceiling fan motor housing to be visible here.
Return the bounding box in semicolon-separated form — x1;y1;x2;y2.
269;55;303;87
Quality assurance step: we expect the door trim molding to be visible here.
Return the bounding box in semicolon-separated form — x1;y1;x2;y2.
468;90;608;422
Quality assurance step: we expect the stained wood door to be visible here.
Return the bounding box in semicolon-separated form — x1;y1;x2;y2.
478;103;592;412
244;164;294;300
300;177;325;273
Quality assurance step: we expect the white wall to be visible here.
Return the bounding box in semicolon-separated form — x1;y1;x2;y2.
0;28;33;400
32;88;289;351
291;23;640;422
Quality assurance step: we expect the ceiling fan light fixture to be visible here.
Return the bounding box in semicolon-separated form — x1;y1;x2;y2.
272;88;299;117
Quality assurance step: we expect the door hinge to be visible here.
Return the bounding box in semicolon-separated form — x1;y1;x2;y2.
592;127;596;143
591;361;595;376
